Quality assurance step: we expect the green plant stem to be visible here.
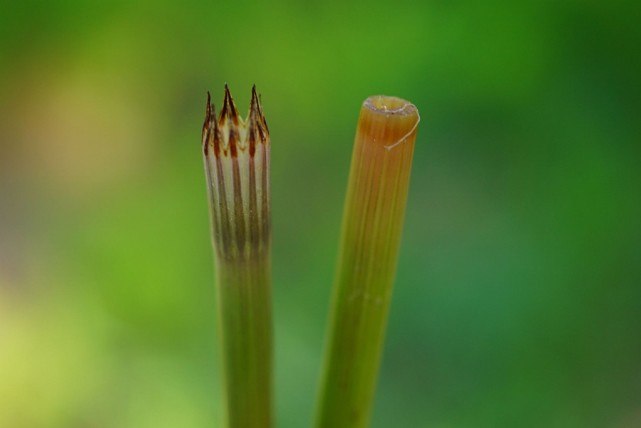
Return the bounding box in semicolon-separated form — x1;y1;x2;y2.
316;95;420;428
216;255;272;427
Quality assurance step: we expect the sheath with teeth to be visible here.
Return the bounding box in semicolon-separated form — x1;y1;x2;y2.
202;85;272;428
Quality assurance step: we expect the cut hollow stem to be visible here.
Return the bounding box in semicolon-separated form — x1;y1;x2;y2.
202;85;272;428
315;95;420;428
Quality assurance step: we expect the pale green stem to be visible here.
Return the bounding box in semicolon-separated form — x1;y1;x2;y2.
216;255;272;428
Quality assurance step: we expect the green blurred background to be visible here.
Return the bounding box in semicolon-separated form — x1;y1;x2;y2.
1;1;640;427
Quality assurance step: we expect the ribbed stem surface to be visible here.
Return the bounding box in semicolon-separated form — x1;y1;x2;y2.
316;95;420;428
215;256;271;427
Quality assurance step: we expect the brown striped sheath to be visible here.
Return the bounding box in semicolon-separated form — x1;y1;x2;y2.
202;85;270;262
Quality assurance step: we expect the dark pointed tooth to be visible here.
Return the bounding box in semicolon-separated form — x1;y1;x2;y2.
220;83;239;123
203;92;213;153
245;86;259;156
250;85;259;112
219;85;229;123
203;92;212;133
255;92;269;134
211;104;222;157
203;95;221;157
247;86;267;138
248;86;259;126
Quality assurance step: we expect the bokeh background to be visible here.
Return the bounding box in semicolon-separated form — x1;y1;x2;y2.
1;1;640;427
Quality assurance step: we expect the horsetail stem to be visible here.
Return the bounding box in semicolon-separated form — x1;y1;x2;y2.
315;95;420;428
202;85;272;428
